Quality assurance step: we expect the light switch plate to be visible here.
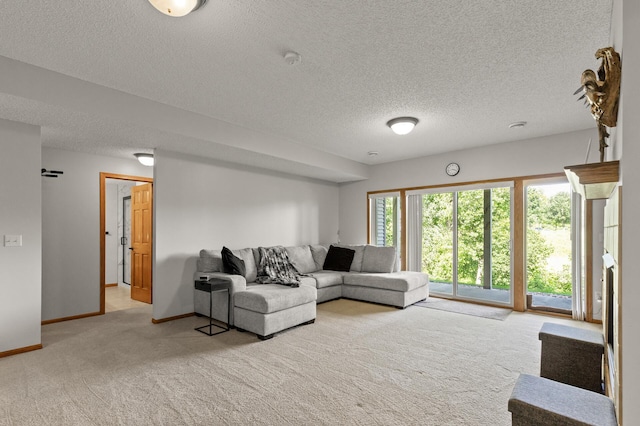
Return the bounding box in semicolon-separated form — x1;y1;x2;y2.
4;235;22;247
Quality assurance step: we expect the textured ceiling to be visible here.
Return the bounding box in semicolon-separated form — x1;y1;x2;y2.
0;1;613;182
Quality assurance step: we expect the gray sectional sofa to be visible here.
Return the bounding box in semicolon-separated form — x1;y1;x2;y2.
194;244;429;339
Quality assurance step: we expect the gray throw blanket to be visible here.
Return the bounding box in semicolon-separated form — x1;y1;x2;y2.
256;246;301;287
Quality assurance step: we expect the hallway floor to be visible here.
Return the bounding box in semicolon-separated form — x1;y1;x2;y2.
105;285;149;313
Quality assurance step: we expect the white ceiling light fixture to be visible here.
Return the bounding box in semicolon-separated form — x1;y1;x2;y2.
147;0;206;17
134;153;155;166
387;117;419;135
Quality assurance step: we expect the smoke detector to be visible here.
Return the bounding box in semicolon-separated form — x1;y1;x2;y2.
508;121;527;129
284;51;302;65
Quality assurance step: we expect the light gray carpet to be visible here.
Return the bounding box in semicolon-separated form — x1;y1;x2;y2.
415;298;512;321
0;299;598;425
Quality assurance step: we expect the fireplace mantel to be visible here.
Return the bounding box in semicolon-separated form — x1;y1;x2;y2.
564;161;619;200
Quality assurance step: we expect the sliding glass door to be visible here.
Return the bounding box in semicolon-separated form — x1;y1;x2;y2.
411;183;513;306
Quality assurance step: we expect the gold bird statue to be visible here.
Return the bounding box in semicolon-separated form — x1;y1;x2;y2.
574;47;621;162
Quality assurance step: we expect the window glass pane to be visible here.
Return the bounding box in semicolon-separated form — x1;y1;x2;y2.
457;188;511;304
457;189;484;288
371;196;400;248
491;187;512;291
422;193;454;295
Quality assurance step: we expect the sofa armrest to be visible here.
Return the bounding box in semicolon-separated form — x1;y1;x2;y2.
194;272;247;326
195;271;247;294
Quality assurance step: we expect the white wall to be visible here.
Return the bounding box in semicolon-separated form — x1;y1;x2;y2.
153;150;340;320
617;0;640;422
41;148;152;321
0;119;41;353
339;128;600;244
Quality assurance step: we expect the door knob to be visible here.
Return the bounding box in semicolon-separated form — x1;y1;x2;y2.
129;248;134;251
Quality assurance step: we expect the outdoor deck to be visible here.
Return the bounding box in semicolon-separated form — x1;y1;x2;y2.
429;282;572;312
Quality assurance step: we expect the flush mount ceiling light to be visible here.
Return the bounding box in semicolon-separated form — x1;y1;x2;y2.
134;153;155;166
387;117;419;135
147;0;206;17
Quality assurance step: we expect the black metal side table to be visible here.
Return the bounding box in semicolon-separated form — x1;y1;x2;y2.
194;277;230;336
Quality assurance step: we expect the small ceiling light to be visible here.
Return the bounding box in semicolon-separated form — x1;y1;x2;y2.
147;0;206;17
387;117;419;135
134;153;154;167
508;121;527;129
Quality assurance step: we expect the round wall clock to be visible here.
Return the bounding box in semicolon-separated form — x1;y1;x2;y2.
446;162;460;176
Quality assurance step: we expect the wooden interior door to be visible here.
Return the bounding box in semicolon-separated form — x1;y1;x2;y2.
131;183;153;304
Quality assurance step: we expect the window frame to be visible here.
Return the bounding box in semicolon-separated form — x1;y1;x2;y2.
367;191;401;248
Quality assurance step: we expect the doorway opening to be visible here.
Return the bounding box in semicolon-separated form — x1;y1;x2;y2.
100;173;153;314
524;180;573;315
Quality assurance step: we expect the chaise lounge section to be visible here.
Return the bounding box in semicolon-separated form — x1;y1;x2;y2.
194;244;429;339
233;284;317;340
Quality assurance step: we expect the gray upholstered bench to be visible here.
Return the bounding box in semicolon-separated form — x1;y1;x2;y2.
508;374;616;426
539;322;604;393
233;284;317;340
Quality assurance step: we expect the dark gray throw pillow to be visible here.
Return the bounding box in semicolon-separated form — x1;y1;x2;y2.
323;245;355;272
222;246;246;276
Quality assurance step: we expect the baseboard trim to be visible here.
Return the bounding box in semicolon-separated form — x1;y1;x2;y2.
105;283;118;287
152;312;195;324
42;311;102;325
527;310;572;319
0;343;43;358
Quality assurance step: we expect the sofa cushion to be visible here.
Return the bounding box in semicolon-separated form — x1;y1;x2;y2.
199;249;223;272
343;272;428;292
252;248;261;273
234;248;258;283
308;271;346;289
310;245;328;270
234;284;317;314
323;245;355;272
285;245;317;274
299;276;318;289
361;245;397;273
336;244;365;272
222;246;246;276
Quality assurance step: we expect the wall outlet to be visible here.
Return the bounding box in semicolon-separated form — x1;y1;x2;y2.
4;235;22;247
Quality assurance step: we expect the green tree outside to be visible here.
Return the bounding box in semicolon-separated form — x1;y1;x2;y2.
421;186;572;295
